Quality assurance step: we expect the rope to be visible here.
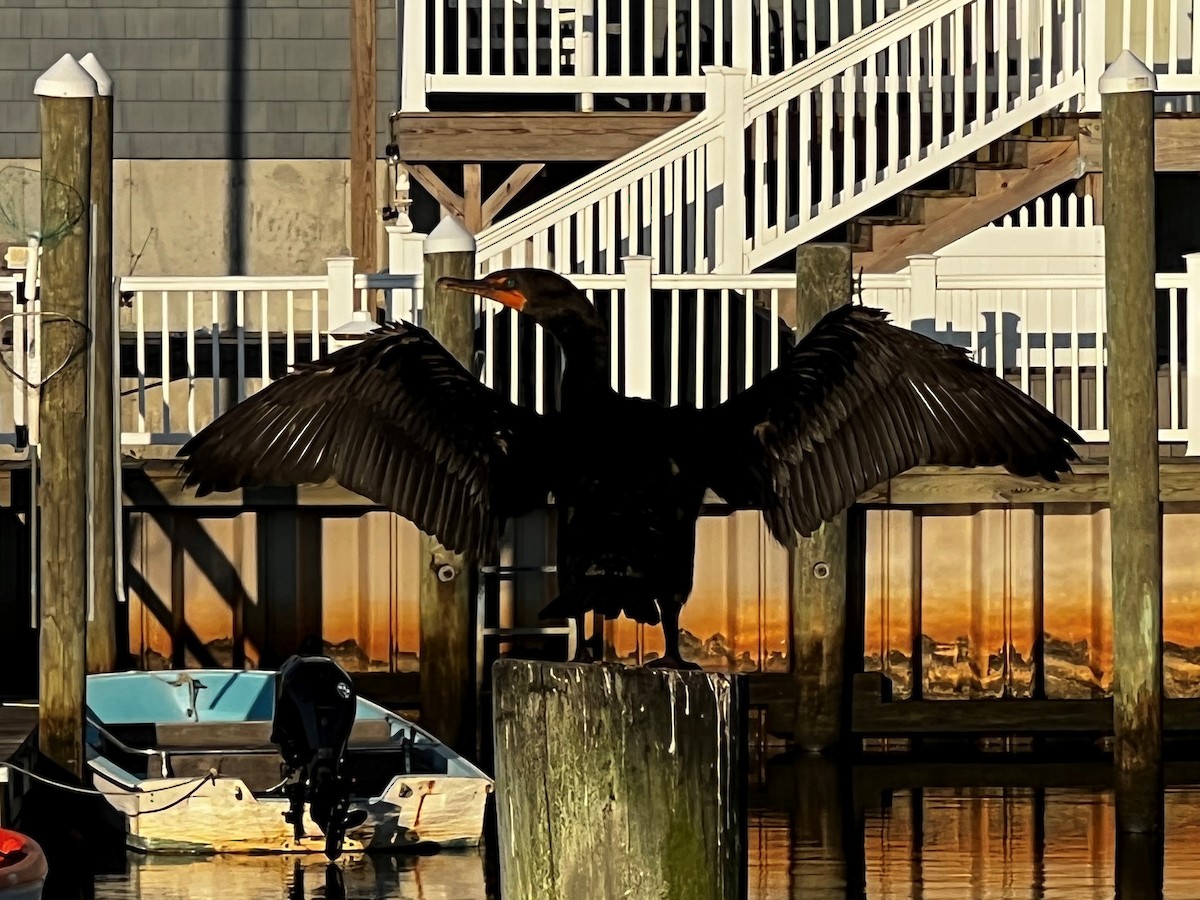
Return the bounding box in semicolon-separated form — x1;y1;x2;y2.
2;761;219;816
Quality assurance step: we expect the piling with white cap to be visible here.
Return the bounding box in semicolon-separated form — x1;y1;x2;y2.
418;215;479;757
34;53;97;779
1101;49;1163;837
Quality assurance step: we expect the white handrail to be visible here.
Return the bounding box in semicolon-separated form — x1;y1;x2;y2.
477;0;1089;276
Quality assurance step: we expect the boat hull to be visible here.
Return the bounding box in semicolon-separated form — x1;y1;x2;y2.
94;769;491;855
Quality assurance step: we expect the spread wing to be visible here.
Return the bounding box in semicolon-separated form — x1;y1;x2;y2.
178;321;554;556
682;304;1082;542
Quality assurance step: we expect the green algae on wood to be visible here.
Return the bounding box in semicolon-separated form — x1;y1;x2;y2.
492;660;747;899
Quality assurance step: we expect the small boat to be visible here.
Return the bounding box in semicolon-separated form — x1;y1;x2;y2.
82;669;492;855
0;828;46;900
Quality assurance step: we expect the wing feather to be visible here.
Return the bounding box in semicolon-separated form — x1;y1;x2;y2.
179;321;553;556
685;304;1081;543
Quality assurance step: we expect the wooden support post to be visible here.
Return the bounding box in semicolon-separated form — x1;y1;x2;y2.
35;55;96;778
79;53;118;675
1101;51;1163;835
350;0;377;273
493;660;747;899
419;217;477;756
791;243;854;753
463;164;483;234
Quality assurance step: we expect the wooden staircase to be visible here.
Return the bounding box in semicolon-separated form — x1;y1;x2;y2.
848;123;1084;273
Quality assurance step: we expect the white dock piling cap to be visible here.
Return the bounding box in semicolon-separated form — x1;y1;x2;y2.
34;53;98;99
78;53;113;97
424;216;477;255
1099;50;1158;94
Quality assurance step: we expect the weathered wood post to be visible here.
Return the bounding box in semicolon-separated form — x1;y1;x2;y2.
493;661;748;899
419;217;477;756
791;243;854;752
35;54;95;778
1101;50;1163;835
350;0;378;274
78;52;119;675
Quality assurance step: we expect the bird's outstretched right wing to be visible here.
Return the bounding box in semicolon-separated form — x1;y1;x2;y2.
179;321;554;557
678;304;1082;544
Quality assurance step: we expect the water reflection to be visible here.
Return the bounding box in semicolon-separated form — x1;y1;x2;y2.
90;850;491;900
83;764;1200;900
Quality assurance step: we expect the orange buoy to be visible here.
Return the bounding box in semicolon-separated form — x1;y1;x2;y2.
0;829;46;899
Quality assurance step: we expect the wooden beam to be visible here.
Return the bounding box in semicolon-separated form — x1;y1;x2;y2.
791;244;854;753
125;459;1200;509
482;164;544;228
463;164;483;234
350;0;377;273
392;112;697;162
36;65;93;779
1079;114;1200;172
1103;61;1163;836
404;164;465;221
861;141;1081;273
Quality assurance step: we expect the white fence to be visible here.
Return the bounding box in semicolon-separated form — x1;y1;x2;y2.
5;253;1196;456
404;0;919;110
406;1;1200;111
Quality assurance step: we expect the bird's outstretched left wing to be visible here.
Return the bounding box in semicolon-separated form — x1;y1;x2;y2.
178;321;554;557
680;304;1082;543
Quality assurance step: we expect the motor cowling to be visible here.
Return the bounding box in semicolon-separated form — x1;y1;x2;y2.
271;654;362;858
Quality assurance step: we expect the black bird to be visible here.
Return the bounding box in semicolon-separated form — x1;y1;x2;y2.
178;268;1081;669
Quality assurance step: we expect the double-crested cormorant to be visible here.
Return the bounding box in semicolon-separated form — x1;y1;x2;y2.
179;268;1081;669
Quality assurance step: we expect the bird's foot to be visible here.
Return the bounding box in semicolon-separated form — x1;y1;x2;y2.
645;654;701;672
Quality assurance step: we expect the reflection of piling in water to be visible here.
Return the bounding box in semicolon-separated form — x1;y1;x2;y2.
789;758;866;900
1116;829;1165;900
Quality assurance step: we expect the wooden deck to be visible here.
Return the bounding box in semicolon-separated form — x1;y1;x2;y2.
392;111;698;162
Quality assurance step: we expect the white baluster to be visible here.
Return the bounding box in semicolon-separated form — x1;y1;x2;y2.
623;256;654;399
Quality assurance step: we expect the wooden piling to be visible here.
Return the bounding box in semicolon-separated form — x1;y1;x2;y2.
350;0;378;274
1101;51;1163;835
791;243;854;752
418;218;477;756
78;53;118;675
492;660;747;899
35;55;96;778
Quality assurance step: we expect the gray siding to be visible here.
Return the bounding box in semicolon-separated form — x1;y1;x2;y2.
0;0;398;159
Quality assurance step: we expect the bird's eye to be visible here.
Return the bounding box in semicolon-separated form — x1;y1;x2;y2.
504;278;516;289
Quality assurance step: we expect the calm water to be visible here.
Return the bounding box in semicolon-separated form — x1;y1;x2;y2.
70;766;1200;899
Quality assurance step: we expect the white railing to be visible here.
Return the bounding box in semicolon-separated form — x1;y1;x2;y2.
73;251;1200;454
404;0;918;110
117;273;333;446
1109;0;1200;94
0;275;32;455
989;189;1097;228
477;0;1088;276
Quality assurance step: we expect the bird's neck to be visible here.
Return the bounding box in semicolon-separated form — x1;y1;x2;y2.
551;314;611;398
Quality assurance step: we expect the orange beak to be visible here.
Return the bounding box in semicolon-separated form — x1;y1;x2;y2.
437;276;527;312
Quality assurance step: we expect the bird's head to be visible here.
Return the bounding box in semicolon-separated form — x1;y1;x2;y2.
437;268;600;331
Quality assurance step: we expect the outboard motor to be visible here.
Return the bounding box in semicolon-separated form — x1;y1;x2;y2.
271;653;367;859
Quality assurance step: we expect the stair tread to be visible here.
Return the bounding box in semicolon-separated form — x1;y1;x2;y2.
856;214;917;225
904;187;975;199
953;160;1029;171
1004;133;1078;143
